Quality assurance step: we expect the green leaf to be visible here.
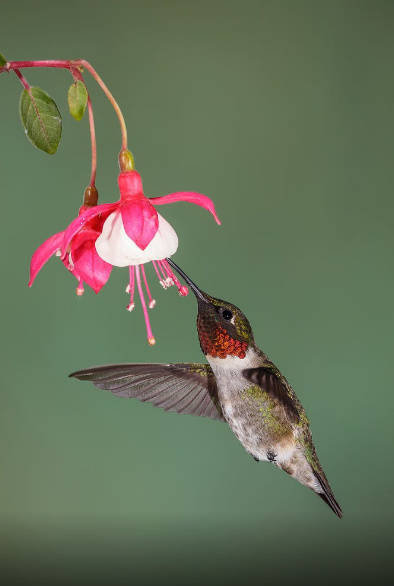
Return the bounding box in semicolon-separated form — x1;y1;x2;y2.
0;52;7;68
19;87;62;155
67;80;88;121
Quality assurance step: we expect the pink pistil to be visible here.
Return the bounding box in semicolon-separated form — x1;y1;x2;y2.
135;265;155;345
141;265;156;309
126;266;135;311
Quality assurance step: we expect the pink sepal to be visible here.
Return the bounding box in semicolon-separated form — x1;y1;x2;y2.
71;230;112;293
151;192;221;225
118;171;144;199
29;231;64;287
61;202;117;255
120;199;159;250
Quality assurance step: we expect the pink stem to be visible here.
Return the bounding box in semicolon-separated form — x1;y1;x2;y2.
135;266;155;345
13;69;30;90
2;60;72;69
77;60;127;151
86;94;97;186
71;67;97;188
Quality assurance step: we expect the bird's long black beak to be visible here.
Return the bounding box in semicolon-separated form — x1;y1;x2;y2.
167;258;208;302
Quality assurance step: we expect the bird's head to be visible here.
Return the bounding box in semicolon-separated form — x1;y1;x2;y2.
167;259;254;360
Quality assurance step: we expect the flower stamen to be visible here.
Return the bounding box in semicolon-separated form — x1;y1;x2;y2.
141;265;156;309
156;260;169;288
151;261;161;284
76;278;84;296
126;265;135;311
152;260;164;287
162;260;189;296
135;265;155;345
158;260;174;288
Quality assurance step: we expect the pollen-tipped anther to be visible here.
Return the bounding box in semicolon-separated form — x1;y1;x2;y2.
126;302;135;311
179;285;189;296
149;299;156;309
76;280;84;296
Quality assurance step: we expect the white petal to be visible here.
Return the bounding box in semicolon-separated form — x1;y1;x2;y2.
95;211;178;267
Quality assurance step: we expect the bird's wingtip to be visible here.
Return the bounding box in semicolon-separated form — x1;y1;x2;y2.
68;368;92;380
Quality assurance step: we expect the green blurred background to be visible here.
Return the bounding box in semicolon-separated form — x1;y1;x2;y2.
1;0;393;583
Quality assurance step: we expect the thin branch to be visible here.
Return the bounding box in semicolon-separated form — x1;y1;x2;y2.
1;59;128;151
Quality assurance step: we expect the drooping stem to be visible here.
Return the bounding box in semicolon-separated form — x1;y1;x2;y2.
71;67;97;188
76;60;128;151
13;68;30;90
1;59;128;151
86;94;97;187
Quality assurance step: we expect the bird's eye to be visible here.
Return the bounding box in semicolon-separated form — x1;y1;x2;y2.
222;309;233;321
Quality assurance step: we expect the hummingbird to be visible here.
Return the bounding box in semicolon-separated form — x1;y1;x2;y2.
70;259;342;518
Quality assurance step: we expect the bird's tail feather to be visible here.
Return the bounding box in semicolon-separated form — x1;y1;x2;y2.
314;469;343;518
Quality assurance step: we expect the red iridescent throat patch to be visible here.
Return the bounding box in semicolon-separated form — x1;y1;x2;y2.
199;325;248;359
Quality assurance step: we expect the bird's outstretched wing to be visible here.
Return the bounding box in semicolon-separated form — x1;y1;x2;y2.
69;363;224;421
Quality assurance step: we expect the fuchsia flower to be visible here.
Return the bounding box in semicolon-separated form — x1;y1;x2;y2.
29;204;112;295
30;170;220;344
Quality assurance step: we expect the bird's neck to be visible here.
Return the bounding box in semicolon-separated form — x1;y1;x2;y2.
206;344;262;374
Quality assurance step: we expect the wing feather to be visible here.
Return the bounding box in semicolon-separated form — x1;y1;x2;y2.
242;365;300;423
70;363;224;421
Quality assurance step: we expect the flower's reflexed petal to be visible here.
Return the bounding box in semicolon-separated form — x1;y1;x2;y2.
95;211;178;267
29;231;64;286
71;230;112;294
151;192;221;225
61;202;117;256
120;198;159;250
